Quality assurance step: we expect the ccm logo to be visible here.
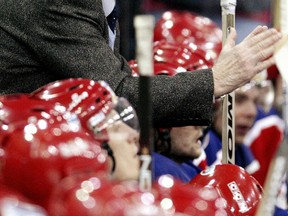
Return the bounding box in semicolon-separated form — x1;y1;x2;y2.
228;181;249;213
227;94;234;164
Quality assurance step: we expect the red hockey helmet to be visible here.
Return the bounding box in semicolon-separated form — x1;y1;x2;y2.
128;39;214;78
47;173;163;216
150;174;228;215
189;164;263;215
154;10;222;61
154;10;222;44
128;59;184;77
31;79;140;180
48;173;227;216
0;103;108;205
31;78;116;133
0;93;72;146
31;78;139;140
153;40;214;71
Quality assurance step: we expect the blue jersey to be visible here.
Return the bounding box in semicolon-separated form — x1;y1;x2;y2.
202;129;259;174
181;160;202;181
152;152;191;183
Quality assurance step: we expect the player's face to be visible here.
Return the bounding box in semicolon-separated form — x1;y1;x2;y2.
213;85;259;144
169;126;203;159
234;86;259;144
107;120;140;181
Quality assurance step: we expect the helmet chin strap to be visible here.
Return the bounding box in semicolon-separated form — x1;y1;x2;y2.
101;141;116;173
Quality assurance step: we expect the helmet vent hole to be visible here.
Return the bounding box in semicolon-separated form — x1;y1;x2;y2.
31;108;45;112
1;135;10;149
5;94;21;100
69;84;81;91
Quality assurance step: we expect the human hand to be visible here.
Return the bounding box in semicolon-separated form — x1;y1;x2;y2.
212;26;282;98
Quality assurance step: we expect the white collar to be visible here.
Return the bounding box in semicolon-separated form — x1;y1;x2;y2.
102;0;116;17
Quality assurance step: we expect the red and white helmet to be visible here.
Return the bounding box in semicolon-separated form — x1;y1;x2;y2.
189;164;263;215
31;78;139;140
31;78;116;134
0;97;108;206
154;10;222;61
31;79;140;176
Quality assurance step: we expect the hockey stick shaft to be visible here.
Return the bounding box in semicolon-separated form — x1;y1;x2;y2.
134;14;155;191
221;0;237;164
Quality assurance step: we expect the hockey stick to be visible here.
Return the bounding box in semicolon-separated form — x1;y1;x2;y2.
221;0;237;164
255;1;288;215
134;14;155;192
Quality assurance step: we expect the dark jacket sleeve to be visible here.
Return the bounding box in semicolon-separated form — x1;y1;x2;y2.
0;0;214;127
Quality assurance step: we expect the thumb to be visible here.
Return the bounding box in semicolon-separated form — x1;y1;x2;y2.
223;27;237;49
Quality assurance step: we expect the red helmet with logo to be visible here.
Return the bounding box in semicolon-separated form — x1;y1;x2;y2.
189;164;263;215
31;78;117;137
31;78;139;140
154;10;222;61
0;98;108;206
31;79;140;178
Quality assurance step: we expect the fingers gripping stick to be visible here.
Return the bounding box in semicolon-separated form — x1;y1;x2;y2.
134;15;155;191
221;0;237;165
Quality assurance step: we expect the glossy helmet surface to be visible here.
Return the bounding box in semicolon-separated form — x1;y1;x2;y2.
0;93;69;146
151;174;228;215
0;97;108;205
31;79;140;178
48;173;227;216
128;39;214;78
189;164;263;215
128;59;182;77
47;174;163;216
31;78;139;140
31;78;116;134
153;40;214;71
154;10;222;61
0;182;48;215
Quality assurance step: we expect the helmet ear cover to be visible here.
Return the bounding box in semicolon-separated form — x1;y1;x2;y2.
154;128;171;156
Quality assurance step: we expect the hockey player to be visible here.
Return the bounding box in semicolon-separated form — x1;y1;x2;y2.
202;80;261;174
31;78;141;182
130;39;212;183
0;94;109;208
